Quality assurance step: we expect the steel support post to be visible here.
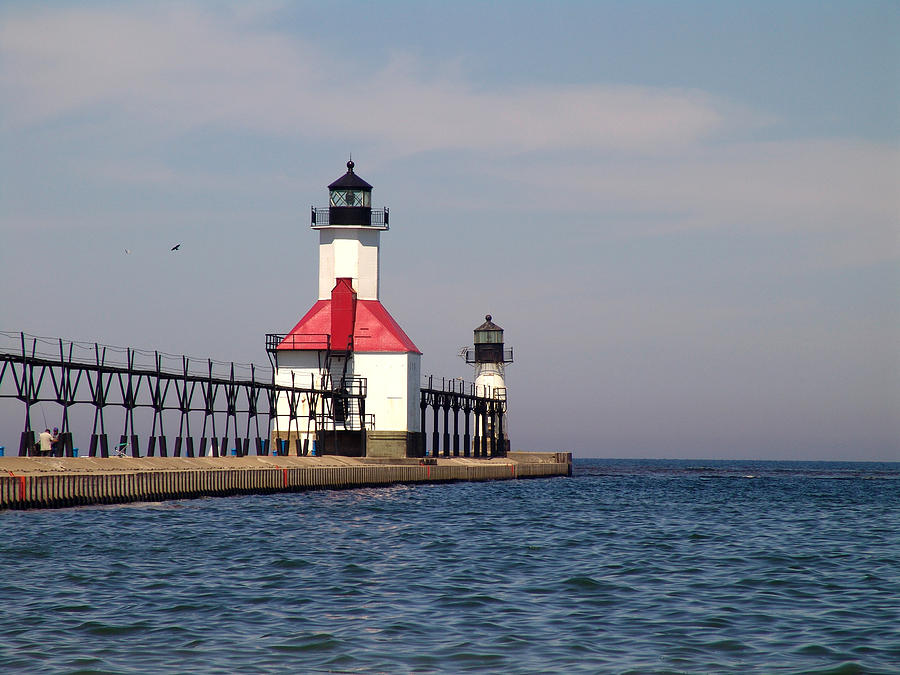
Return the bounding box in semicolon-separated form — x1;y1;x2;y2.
19;430;35;457
431;397;439;457
442;397;450;458
452;403;460;457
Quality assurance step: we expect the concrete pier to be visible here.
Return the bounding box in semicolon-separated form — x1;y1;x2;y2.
0;452;572;510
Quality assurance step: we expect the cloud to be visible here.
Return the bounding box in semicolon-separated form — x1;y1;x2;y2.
1;3;896;269
503;139;899;224
0;4;740;154
0;6;318;128
490;139;900;267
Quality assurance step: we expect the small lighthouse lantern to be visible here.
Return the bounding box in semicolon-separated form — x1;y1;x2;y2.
464;314;513;398
473;315;506;365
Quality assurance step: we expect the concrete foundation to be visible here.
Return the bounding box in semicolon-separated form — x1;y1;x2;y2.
365;430;421;458
269;430;422;458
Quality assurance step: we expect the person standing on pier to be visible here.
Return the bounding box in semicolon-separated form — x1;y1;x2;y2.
51;428;60;456
38;429;52;456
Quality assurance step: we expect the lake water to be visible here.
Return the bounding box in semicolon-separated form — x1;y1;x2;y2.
1;459;898;674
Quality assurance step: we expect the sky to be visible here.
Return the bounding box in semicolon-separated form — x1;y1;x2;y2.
1;1;898;460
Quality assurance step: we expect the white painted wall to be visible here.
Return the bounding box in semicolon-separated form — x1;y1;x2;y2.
273;351;323;441
355;351;421;432
275;351;323;388
475;362;506;398
475;362;508;438
317;228;381;300
275;350;421;436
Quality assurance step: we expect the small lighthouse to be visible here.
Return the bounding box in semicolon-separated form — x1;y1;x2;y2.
465;315;513;450
270;161;422;458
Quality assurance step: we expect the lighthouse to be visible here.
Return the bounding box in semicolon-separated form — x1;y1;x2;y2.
270;161;422;458
465;315;513;451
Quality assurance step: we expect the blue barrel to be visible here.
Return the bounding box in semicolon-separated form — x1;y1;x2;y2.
0;446;4;457
73;448;79;457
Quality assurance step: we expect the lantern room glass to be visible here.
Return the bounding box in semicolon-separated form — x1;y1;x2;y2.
330;189;371;207
475;329;503;344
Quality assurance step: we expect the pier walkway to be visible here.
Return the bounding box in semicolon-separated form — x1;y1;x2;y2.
0;452;572;510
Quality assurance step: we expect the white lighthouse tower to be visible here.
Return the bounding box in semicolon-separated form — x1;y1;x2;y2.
464;315;513;450
270;160;422;458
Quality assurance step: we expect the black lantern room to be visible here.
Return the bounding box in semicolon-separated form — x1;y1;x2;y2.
311;160;389;228
471;315;514;365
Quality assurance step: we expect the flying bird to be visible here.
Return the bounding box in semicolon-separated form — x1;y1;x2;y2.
124;248;131;255
171;244;181;251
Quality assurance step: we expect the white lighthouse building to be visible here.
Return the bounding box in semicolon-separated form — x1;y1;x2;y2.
271;161;422;457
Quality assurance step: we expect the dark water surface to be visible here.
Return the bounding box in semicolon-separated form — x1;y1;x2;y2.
1;459;898;674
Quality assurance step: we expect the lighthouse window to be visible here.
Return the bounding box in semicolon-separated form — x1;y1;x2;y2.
330;190;371;207
475;330;503;344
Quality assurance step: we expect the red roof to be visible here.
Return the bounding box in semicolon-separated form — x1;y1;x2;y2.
279;299;421;353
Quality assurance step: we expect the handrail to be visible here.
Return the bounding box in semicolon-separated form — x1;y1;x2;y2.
461;346;514;364
420;374;507;402
0;331;271;383
310;207;389;229
266;333;330;352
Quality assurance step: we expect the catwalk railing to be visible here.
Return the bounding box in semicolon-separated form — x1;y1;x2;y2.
419;375;509;459
0;332;360;458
